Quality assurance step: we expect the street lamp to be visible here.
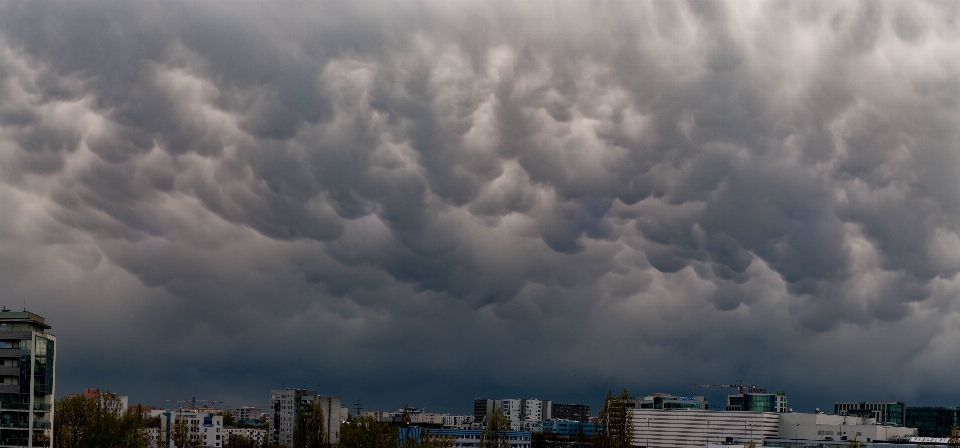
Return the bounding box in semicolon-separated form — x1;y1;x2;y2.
646;417;650;448
794;423;800;448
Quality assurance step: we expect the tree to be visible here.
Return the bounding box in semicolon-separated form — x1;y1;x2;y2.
950;428;960;448
171;417;201;448
400;428;454;448
293;400;327;448
480;408;510;448
337;415;397;448
593;389;633;448
54;392;146;448
219;411;238;427
225;434;259;448
744;440;757;448
845;436;866;448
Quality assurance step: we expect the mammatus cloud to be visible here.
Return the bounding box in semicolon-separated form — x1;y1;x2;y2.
1;0;959;410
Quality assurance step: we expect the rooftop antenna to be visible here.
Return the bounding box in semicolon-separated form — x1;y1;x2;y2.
354;399;362;417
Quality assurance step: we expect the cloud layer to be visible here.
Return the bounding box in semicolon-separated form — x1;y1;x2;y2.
1;0;960;411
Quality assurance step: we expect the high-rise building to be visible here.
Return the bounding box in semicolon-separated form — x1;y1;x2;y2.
835;402;906;427
0;309;56;448
269;389;341;447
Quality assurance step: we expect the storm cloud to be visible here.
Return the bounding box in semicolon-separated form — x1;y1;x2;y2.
1;0;960;411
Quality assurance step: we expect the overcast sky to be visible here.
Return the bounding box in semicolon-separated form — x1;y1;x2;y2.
2;0;960;414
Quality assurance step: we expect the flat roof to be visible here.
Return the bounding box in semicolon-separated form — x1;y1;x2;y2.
0;310;50;329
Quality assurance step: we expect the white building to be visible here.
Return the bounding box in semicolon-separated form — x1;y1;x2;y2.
148;411;225;448
632;409;779;448
224;427;266;447
229;406;263;423
442;415;474;428
777;413;916;443
269;389;341;447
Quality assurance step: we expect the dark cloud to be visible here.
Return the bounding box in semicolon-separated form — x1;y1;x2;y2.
1;0;959;412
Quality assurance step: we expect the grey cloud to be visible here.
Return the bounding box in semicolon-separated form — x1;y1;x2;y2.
1;0;960;412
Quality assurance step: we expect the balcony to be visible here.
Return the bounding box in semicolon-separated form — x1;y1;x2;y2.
0;367;18;376
0;421;28;428
0;384;20;394
33;403;51;412
0;402;28;410
33;421;50;429
0;349;19;358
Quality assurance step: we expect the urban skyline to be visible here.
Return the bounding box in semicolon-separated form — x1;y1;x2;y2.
2;0;960;424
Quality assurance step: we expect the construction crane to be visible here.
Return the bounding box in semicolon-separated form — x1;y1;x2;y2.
689;380;762;394
164;397;224;410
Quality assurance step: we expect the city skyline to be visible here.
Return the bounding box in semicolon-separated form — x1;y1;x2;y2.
2;0;960;418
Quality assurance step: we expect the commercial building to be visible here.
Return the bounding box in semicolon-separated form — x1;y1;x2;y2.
0;309;56;448
269;389;342;447
726;390;787;413
551;404;589;422
632;409;779;448
638;394;708;410
905;407;960;438
778;413;915;443
835;402;906;427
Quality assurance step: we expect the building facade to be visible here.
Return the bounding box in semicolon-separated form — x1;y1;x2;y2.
632;409;779;448
0;310;56;448
551;404;590;422
778;413;915;443
540;419;596;437
398;427;531;448
269;389;341;447
229;406;263;425
726;392;787;413
152;411;225;448
835;402;906;427
905;407;960;438
224;427;266;447
638;394;708;410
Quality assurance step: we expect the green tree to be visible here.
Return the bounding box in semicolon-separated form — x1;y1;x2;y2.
744;440;757;448
400;428;454;448
171;417;201;448
845;436;866;448
54;392;146;448
293;400;327;448
219;411;238;427
593;389;633;448
950;428;960;448
224;434;259;448
337;415;397;448
480;408;510;448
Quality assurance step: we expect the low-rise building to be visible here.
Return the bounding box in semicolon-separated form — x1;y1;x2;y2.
551;404;590;422
905;407;960;437
632;408;779;448
147;410;225;448
778;412;915;443
638;394;708;410
399;427;531;448
540;419;596;437
224;427;266;447
835;402;906;427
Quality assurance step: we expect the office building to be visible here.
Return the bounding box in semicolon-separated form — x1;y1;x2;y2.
778;413;915;443
638;394;708;410
905;407;960;438
726;391;787;413
835;402;906;427
551;404;589;422
475;399;499;424
0;309;56;448
632;408;779;448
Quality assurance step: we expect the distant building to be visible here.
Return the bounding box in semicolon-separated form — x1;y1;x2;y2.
637;394;708;410
398;427;531;448
269;389;342;447
0;309;56;448
475;399;498;424
229;406;263;425
905;407;960;438
551;404;590;422
725;389;787;413
150;410;225;448
835;402;906;427
778;412;915;443
541;419;596;437
224;427;266;447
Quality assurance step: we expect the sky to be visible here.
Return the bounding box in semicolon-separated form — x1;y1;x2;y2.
1;0;960;415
